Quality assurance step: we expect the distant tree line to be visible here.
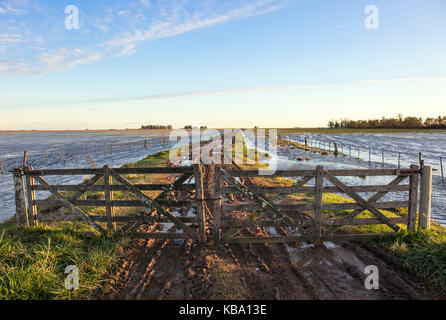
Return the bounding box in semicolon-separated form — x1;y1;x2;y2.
141;125;172;130
328;114;446;129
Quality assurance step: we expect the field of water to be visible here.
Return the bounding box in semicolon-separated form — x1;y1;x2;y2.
273;133;446;225
0;131;177;222
1;131;445;226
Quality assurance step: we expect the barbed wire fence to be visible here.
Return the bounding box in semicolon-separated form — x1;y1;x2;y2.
279;134;444;180
0;134;171;174
2;131;444;187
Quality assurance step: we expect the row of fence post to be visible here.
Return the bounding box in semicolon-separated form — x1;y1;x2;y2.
1;137;171;174
283;134;445;184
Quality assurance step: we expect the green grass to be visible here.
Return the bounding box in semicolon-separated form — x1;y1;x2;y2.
122;149;171;168
374;224;446;294
0;219;125;299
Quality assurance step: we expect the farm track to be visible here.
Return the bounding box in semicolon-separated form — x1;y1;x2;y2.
104;229;437;299
103;143;440;300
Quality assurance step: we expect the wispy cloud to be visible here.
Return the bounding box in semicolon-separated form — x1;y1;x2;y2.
0;33;23;43
36;48;105;74
139;0;150;9
90;77;446;102
0;0;290;76
8;76;446;108
0;1;27;14
337;22;352;29
107;0;288;57
0;59;30;75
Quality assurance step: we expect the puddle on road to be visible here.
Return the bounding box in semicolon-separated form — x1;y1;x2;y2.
330;246;367;271
286;241;366;274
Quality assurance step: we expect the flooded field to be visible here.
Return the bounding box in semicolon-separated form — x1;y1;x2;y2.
273;132;446;225
1;130;445;226
0;131;175;222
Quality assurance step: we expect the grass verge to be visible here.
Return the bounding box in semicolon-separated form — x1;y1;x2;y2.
0;220;124;299
374;224;446;294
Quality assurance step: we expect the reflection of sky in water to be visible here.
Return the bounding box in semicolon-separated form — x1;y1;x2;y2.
243;132;446;226
0;131;215;222
1;131;445;226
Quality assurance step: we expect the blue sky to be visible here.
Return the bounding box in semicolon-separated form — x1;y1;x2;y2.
1;0;445;130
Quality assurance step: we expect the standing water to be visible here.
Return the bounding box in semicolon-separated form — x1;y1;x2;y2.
0;131;173;222
244;132;446;225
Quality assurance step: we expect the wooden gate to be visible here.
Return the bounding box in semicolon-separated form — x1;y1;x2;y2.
13;164;207;241
213;165;429;244
13;163;432;245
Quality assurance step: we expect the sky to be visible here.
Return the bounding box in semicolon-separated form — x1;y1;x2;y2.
0;0;446;130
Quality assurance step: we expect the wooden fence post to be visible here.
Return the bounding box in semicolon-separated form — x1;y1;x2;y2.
23;151;28;167
407;165;419;231
24;166;38;226
0;153;4;174
13;168;28;226
213;166;222;245
440;157;444;183
104;164;116;232
419;166;433;230
45;149;50;166
333;142;339;155
194;163;207;242
369;147;371;165
314;166;324;243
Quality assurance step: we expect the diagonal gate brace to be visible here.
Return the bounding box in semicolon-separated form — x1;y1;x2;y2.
110;169;198;239
33;175;105;234
219;168;312;242
324;172;400;232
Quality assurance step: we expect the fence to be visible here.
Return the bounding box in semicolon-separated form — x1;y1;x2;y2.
13;164;207;241
13;163;433;245
279;133;445;183
214;165;433;244
1;135;171;175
